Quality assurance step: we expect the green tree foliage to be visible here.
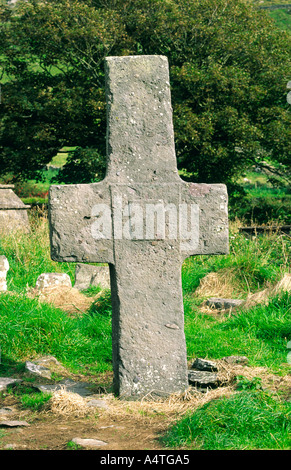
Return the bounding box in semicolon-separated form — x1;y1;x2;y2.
0;0;290;186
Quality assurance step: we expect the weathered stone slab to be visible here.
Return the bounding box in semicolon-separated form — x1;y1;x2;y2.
191;358;218;372
188;370;219;388
0;185;30;234
74;264;110;290
25;361;52;379
221;355;249;365
49;55;229;400
35;272;72;290
0;420;30;427
0;255;9;291
37;379;95;397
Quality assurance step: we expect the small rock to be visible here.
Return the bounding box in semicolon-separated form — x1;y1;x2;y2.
206;298;245;309
71;437;108;448
35;273;72;290
222;356;249;365
188;370;218;388
25;361;52;379
0;420;30;427
191;358;218;372
0;378;22;392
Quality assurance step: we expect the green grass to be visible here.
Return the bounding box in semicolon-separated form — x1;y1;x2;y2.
161;389;291;449
0;293;112;375
0;214;75;291
9;384;52;411
184;293;290;371
269;9;291;32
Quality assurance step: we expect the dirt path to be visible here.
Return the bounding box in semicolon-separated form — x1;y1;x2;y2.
0;413;167;450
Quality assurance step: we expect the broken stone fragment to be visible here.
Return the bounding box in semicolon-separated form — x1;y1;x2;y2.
221;355;249;365
87;399;109;410
191;358;218;372
0;420;30;427
25;361;52;379
188;370;218;388
0;378;22;392
206;298;245;309
35;272;72;290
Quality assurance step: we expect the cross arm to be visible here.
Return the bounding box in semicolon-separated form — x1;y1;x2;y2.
48;182;114;264
180;182;229;261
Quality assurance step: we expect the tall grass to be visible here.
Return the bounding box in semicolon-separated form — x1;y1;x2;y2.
0;293;112;376
0;210;75;291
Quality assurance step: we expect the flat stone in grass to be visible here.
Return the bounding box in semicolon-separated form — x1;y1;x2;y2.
25;361;52;379
35;272;72;290
188;371;219;388
0;184;30;234
37;378;95;397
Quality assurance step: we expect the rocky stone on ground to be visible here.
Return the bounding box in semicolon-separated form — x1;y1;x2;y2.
221;355;249;365
24;355;67;379
36;378;96;397
188;371;219;388
0;407;14;416
71;437;108;448
0;378;22;392
191;358;218;372
206;298;245;310
0;420;30;427
25;361;52;379
35;273;72;290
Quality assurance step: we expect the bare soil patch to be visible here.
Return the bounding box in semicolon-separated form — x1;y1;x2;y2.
1;364;290;451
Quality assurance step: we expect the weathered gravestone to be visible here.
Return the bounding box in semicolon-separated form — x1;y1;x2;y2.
0;185;30;234
49;55;229;399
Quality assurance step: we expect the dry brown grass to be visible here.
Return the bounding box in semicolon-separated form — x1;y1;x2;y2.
27;285;96;315
194;269;242;299
244;272;291;309
49;388;94;417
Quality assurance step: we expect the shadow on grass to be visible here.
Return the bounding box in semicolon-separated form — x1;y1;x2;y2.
0;354;26;377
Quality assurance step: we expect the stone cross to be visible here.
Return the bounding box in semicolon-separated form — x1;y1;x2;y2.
49;55;229;400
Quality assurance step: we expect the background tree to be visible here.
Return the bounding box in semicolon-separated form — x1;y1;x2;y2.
0;0;290;189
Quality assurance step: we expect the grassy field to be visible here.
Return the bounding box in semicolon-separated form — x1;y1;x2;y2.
0;209;290;449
